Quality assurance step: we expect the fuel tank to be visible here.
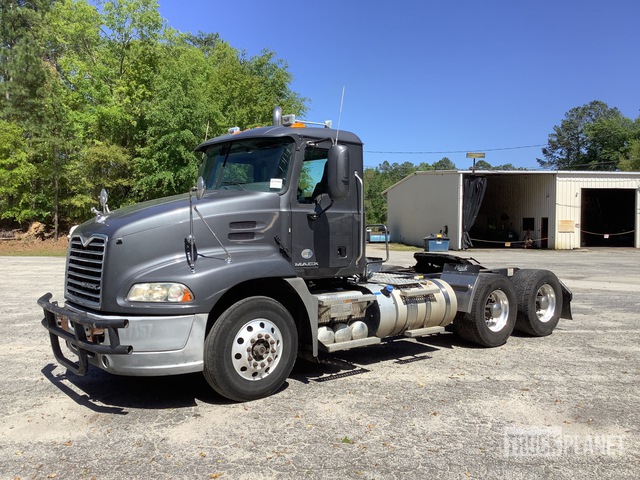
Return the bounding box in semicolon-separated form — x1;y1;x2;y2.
313;273;458;344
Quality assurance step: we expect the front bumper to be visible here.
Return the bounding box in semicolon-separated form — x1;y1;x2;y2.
38;293;206;376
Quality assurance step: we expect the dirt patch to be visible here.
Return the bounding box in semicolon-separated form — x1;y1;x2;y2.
0;237;68;256
0;222;70;256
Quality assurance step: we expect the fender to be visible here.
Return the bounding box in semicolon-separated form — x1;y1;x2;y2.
284;277;319;356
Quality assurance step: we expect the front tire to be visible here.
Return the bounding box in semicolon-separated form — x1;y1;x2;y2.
511;269;562;336
454;274;517;347
203;297;298;402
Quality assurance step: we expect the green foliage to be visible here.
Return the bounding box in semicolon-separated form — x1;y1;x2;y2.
0;119;38;222
0;0;306;229
618;117;640;172
492;163;527;170
432;157;456;170
472;160;526;171
538;100;639;171
473;159;492;170
133;37;210;200
65;141;133;221
0;0;52;123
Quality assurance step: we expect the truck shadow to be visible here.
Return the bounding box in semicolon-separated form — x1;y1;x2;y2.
290;332;472;384
41;333;474;412
41;363;227;412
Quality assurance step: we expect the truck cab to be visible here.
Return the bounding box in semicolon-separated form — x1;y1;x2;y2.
193;113;364;280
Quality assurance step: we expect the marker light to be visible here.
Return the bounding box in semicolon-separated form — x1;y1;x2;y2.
127;283;194;303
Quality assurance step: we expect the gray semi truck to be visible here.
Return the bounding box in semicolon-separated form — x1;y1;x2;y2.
38;107;572;402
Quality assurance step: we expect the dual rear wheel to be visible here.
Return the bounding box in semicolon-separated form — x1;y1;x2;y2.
512;269;563;336
454;270;563;347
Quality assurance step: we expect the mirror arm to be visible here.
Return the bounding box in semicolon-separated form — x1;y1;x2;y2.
186;187;197;272
307;197;334;220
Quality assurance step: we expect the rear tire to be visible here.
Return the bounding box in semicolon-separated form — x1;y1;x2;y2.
203;296;298;402
511;269;562;336
454;274;517;347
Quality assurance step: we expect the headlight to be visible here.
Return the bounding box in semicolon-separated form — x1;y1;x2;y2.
126;283;194;303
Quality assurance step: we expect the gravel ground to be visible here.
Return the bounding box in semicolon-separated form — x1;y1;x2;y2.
1;247;638;479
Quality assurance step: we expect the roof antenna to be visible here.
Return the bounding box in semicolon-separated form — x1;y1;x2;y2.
335;85;345;144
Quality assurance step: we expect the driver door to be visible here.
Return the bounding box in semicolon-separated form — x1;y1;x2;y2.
290;144;356;278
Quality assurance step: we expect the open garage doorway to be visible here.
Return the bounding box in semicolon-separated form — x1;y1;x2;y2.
581;189;636;247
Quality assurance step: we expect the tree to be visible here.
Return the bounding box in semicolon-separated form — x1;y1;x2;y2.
619;139;640;171
492;163;527;171
0;119;38;223
473;160;493;170
132;35;213;200
65;141;133;221
586;115;639;171
538;100;623;170
0;0;308;231
363;168;390;226
0;0;52;121
132;34;307;201
432;157;456;170
618;117;640;171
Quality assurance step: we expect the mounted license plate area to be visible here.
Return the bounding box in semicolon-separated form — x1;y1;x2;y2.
58;313;105;345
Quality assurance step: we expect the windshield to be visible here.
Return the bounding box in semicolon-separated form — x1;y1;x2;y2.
199;137;294;193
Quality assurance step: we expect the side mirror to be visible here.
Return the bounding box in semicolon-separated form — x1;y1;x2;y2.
327;144;350;200
99;188;108;209
196;176;206;200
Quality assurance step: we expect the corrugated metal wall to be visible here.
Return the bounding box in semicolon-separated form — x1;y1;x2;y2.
385;172;461;248
556;173;640;249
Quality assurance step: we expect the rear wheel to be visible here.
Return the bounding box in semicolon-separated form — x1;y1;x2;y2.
455;274;517;347
511;269;563;336
203;296;298;402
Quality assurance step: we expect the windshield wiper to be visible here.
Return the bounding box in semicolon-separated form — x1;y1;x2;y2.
213;144;232;189
219;181;246;190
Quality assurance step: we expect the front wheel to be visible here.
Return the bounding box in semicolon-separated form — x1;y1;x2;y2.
203;297;298;402
454;274;517;347
511;269;563;336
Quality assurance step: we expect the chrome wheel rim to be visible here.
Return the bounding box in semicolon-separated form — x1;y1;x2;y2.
485;290;510;332
536;284;557;323
231;318;283;380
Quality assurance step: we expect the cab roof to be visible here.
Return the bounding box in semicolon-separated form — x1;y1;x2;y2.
195;125;362;153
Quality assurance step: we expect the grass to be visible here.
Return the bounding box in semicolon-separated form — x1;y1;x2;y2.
368;242;421;252
387;242;421;251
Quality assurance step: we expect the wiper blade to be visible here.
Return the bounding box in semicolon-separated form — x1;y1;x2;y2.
219;181;246;190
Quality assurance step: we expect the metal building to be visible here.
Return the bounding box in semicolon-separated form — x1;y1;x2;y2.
383;170;640;250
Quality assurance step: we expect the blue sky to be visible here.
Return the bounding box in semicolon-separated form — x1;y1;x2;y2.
158;0;640;170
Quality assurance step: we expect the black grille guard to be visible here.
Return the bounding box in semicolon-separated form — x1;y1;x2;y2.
38;293;132;375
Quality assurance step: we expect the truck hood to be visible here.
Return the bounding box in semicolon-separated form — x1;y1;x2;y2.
74;190;281;240
75;193;191;239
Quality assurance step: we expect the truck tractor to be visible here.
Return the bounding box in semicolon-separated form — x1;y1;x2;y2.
39;107;572;402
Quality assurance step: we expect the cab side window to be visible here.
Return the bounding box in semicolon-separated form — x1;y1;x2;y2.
298;147;328;204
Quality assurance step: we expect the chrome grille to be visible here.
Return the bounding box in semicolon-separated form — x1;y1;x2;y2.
66;235;107;307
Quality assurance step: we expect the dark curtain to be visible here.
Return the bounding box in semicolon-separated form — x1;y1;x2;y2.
462;176;487;249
